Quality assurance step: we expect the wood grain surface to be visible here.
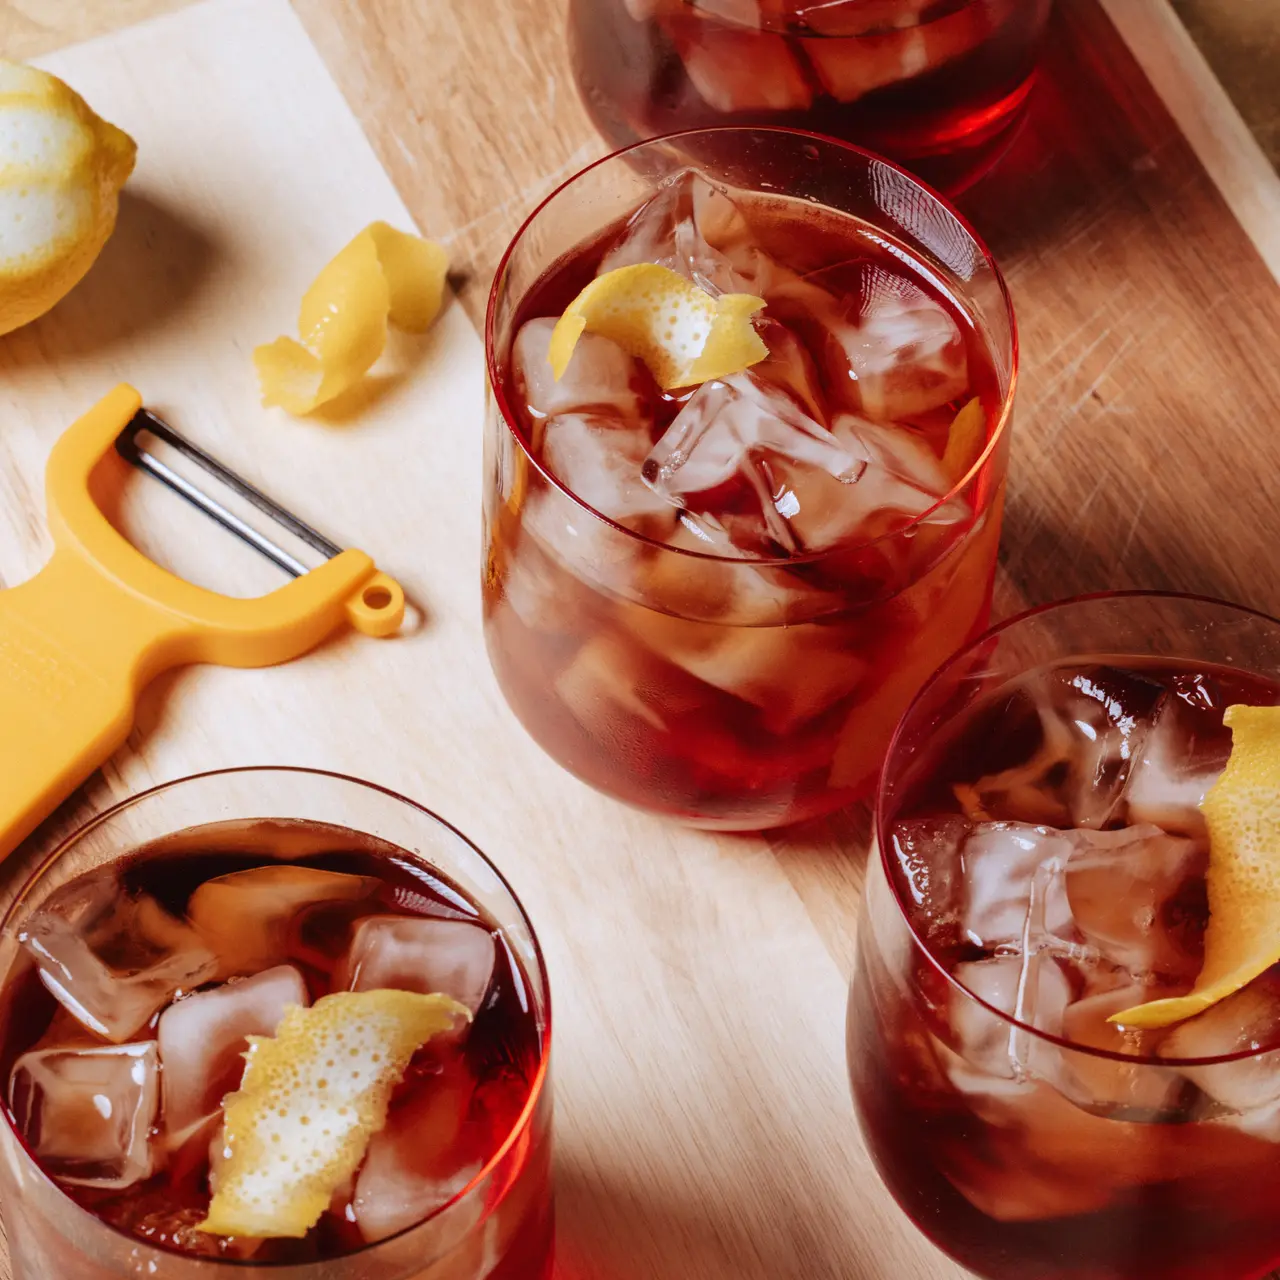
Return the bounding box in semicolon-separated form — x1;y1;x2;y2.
0;0;1279;1278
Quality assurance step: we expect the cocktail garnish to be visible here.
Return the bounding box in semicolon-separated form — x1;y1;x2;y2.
548;263;767;391
198;989;467;1239
1111;704;1280;1029
941;397;986;484
254;221;448;415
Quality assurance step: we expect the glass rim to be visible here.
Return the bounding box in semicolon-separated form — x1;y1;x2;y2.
484;123;1019;567
874;589;1280;1069
0;765;552;1270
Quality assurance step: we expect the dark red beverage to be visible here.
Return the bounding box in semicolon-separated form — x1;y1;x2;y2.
849;627;1280;1279
0;799;552;1280
484;153;1014;829
570;0;1053;192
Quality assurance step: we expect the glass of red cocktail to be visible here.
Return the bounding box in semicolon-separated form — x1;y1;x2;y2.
484;127;1016;830
849;592;1280;1279
0;768;552;1280
570;0;1054;192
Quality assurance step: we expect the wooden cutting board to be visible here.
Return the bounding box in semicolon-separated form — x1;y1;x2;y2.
0;3;954;1277
2;1;1280;1278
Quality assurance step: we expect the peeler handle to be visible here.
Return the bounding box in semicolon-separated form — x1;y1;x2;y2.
0;549;183;856
0;384;406;860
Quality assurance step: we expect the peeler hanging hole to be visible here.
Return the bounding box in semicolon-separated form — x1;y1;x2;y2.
345;571;405;637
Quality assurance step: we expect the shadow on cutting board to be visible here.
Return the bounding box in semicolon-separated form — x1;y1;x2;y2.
0;189;217;363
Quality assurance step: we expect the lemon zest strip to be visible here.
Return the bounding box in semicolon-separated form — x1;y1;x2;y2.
1111;703;1280;1029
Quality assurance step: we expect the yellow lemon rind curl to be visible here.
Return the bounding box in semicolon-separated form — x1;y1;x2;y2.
548;262;767;392
198;989;468;1240
1111;703;1280;1029
254;221;449;416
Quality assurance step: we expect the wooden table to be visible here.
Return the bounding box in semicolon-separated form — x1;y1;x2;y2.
2;2;1280;1278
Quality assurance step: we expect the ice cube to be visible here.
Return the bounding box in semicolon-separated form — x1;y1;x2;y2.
673;26;814;114
1064;825;1204;982
1124;695;1225;837
643;372;866;552
794;0;935;34
963;667;1160;830
337;917;496;1016
690;178;827;304
821;267;968;420
888;815;968;940
158;965;309;1140
511;318;649;428
948;954;1071;1086
9;1042;159;1188
752;318;828;422
958;822;1074;949
1163;974;1280;1116
187;865;381;976
806;4;988;102
633;512;817;625
523;413;678;596
936;1059;1188;1225
1053;984;1189;1118
689;175;754;260
353;1064;483;1244
554;632;695;739
690;0;774;25
621;606;867;733
522;484;670;603
19;878;218;1043
97;1193;264;1260
835;418;960;517
600;170;755;296
541;412;673;525
775;414;963;553
491;520;572;635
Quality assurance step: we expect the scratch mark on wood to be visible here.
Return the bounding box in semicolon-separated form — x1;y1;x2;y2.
1118;491;1149;564
440;141;599;247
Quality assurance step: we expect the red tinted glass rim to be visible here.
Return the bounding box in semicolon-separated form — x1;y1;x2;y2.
873;589;1280;1068
0;765;551;1268
485;124;1018;567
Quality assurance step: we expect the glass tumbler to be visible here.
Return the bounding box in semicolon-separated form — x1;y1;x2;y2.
484;127;1016;830
570;0;1055;192
0;767;553;1280
849;593;1280;1280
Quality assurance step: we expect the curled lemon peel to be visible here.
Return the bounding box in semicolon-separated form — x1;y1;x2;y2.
548;262;766;391
941;397;986;485
1111;704;1280;1029
0;60;136;336
254;221;448;415
198;989;468;1239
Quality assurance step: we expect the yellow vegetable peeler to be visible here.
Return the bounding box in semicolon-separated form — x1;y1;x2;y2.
0;384;405;859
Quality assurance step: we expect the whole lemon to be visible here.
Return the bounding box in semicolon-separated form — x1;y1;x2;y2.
0;61;136;336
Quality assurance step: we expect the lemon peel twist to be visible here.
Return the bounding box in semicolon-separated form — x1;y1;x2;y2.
254;221;448;415
199;989;468;1239
1111;704;1280;1029
549;262;767;391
